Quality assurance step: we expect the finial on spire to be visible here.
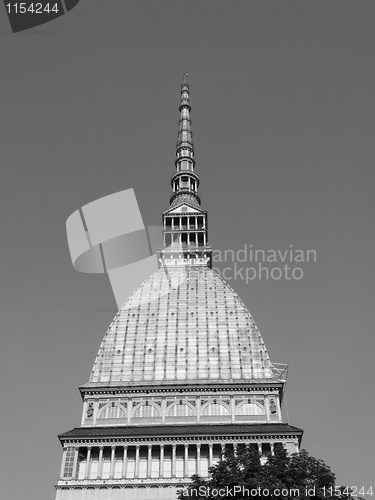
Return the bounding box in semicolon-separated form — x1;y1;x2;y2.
179;73;191;112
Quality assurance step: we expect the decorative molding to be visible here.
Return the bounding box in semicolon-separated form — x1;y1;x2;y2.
59;434;301;448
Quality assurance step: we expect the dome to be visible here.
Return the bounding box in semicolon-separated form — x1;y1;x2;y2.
87;266;276;387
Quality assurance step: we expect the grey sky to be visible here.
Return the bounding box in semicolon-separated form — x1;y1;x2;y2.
0;1;374;498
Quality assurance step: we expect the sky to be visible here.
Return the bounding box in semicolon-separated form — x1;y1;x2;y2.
0;1;374;499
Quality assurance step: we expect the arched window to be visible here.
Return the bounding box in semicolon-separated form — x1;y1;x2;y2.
236;402;264;416
167;402;194;417
133;403;160;418
98;404;126;419
202;403;230;416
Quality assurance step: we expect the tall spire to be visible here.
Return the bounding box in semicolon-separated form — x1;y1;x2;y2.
170;73;200;207
158;74;212;268
176;72;193;151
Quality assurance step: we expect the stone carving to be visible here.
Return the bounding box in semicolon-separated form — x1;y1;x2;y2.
86;402;94;419
269;399;277;414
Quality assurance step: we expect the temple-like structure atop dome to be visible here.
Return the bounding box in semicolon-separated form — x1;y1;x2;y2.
55;75;302;500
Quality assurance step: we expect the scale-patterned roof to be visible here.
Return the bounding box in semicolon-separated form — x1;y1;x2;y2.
88;267;276;387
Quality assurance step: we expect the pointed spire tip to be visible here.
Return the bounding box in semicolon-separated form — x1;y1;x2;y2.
182;72;189;85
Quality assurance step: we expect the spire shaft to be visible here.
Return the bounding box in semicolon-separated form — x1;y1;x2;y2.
158;74;212;269
171;73;199;207
176;73;193;152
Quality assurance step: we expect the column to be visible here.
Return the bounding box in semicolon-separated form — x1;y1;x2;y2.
265;396;270;423
147;445;152;479
135;445;140;479
81;401;87;426
270;442;275;456
72;447;79;479
93;400;99;426
258;443;262;455
196;444;201;475
84;447;92;479
230;396;235;423
110;445;116;479
97;446;104;479
122;446;128;479
161;398;166;424
208;443;213;467
184;444;189;478
172;444;177;478
196;399;201;424
195;217;198;230
127;400;132;425
159;445;164;478
277;398;282;421
59;448;67;479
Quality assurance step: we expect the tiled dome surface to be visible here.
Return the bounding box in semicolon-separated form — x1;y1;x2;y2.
88;267;275;386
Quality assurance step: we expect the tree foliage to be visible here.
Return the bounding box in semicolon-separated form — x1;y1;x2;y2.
177;444;358;500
